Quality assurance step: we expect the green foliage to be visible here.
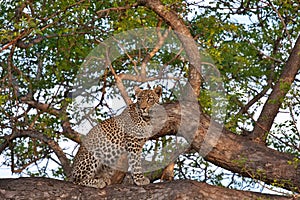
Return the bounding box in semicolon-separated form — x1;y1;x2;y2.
0;0;299;195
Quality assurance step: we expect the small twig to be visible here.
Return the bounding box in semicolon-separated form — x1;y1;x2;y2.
269;131;300;152
288;103;300;141
244;166;295;196
20;97;61;116
39;0;86;31
0;30;30;52
96;3;139;17
111;36;139;75
118;73;161;82
12;154;48;174
99;68;109;106
246;39;283;63
265;0;292;47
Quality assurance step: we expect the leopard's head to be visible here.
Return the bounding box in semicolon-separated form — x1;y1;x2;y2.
134;86;162;119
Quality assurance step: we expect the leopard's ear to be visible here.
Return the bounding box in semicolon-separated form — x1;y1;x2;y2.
134;86;142;95
154;86;162;97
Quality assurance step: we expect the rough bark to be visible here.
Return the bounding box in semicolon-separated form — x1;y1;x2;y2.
155;102;300;191
251;34;300;143
138;0;202;97
133;1;300;192
0;177;294;200
8;101;299;192
2;0;298;197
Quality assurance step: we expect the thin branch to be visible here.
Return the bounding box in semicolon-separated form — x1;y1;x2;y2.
16;32;90;49
0;30;31;52
238;83;271;115
12;153;49;174
105;47;132;105
269;131;300;152
4;130;72;178
265;0;292;47
111;36;139;73
246;39;283;63
96;3;139;17
19;96;82;143
289;103;300;140
20;97;61;116
140;21;171;80
39;0;86;31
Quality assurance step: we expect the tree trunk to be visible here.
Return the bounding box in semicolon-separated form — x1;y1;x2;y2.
0;177;294;200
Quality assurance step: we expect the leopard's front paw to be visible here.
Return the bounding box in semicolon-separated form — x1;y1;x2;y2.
133;174;150;186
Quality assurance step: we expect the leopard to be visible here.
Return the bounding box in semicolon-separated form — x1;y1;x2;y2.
70;86;163;188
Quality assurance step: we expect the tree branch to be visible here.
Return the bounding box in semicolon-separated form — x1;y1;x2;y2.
106;47;133;105
96;3;139;17
20;96;82;143
0;177;294;200
251;34;300;143
140;21;171;80
155;102;300;191
266;0;292;46
1;130;72;178
138;0;202;97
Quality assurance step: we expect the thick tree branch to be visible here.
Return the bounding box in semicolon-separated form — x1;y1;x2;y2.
138;0;202;97
251;34;300;143
0;177;294;200
156;102;300;191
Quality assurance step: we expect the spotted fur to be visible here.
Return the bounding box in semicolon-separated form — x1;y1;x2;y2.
70;86;162;188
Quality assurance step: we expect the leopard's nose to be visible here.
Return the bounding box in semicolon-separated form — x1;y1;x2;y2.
140;104;147;111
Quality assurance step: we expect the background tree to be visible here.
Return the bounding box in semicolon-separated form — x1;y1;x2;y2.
0;0;299;199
